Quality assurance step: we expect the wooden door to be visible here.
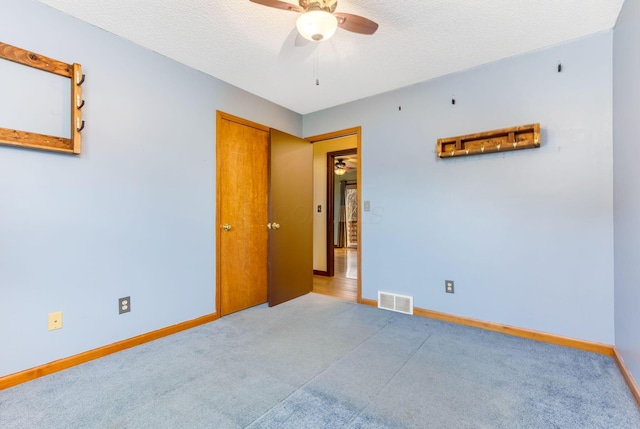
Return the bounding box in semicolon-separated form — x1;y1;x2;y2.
268;129;313;306
217;112;269;316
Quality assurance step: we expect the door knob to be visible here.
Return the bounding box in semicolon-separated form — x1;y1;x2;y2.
267;222;280;230
222;224;232;231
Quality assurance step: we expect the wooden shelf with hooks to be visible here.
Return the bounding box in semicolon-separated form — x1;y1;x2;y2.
0;42;84;154
437;123;540;158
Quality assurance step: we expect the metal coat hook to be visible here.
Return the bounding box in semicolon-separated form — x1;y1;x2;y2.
77;100;85;109
76;95;85;109
76;119;85;132
76;73;86;86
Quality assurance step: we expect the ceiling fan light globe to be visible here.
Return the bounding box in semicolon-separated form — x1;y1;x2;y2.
296;10;338;42
334;159;347;175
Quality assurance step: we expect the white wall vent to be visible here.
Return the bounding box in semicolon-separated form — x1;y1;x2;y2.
377;291;414;315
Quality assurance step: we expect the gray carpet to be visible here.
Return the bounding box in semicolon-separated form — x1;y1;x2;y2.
1;293;639;428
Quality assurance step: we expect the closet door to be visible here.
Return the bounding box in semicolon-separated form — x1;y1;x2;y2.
217;112;269;316
216;114;312;315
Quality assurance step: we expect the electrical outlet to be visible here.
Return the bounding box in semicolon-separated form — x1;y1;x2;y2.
48;311;63;330
119;297;131;314
445;280;455;294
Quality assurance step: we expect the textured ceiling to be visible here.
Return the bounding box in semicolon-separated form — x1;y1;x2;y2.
37;0;624;115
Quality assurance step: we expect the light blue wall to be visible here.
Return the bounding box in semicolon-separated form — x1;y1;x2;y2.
0;0;626;379
305;32;615;344
0;0;301;377
613;0;640;384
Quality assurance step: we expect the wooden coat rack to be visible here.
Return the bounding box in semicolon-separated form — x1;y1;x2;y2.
0;42;85;154
437;124;540;158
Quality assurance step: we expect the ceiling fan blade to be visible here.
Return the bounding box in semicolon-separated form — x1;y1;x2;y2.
335;13;379;35
249;0;302;12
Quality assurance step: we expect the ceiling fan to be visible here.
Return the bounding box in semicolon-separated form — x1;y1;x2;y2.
249;0;378;42
335;158;355;175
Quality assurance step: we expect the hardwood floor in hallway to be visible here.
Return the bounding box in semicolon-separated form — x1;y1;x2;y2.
312;248;358;302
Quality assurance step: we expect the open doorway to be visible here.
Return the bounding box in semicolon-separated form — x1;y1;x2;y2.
330;157;358;297
328;149;358;282
307;128;361;303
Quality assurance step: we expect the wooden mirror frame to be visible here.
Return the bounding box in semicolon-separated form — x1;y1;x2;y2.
0;42;84;154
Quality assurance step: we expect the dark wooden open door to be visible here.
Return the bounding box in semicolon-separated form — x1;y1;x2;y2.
268;129;313;306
